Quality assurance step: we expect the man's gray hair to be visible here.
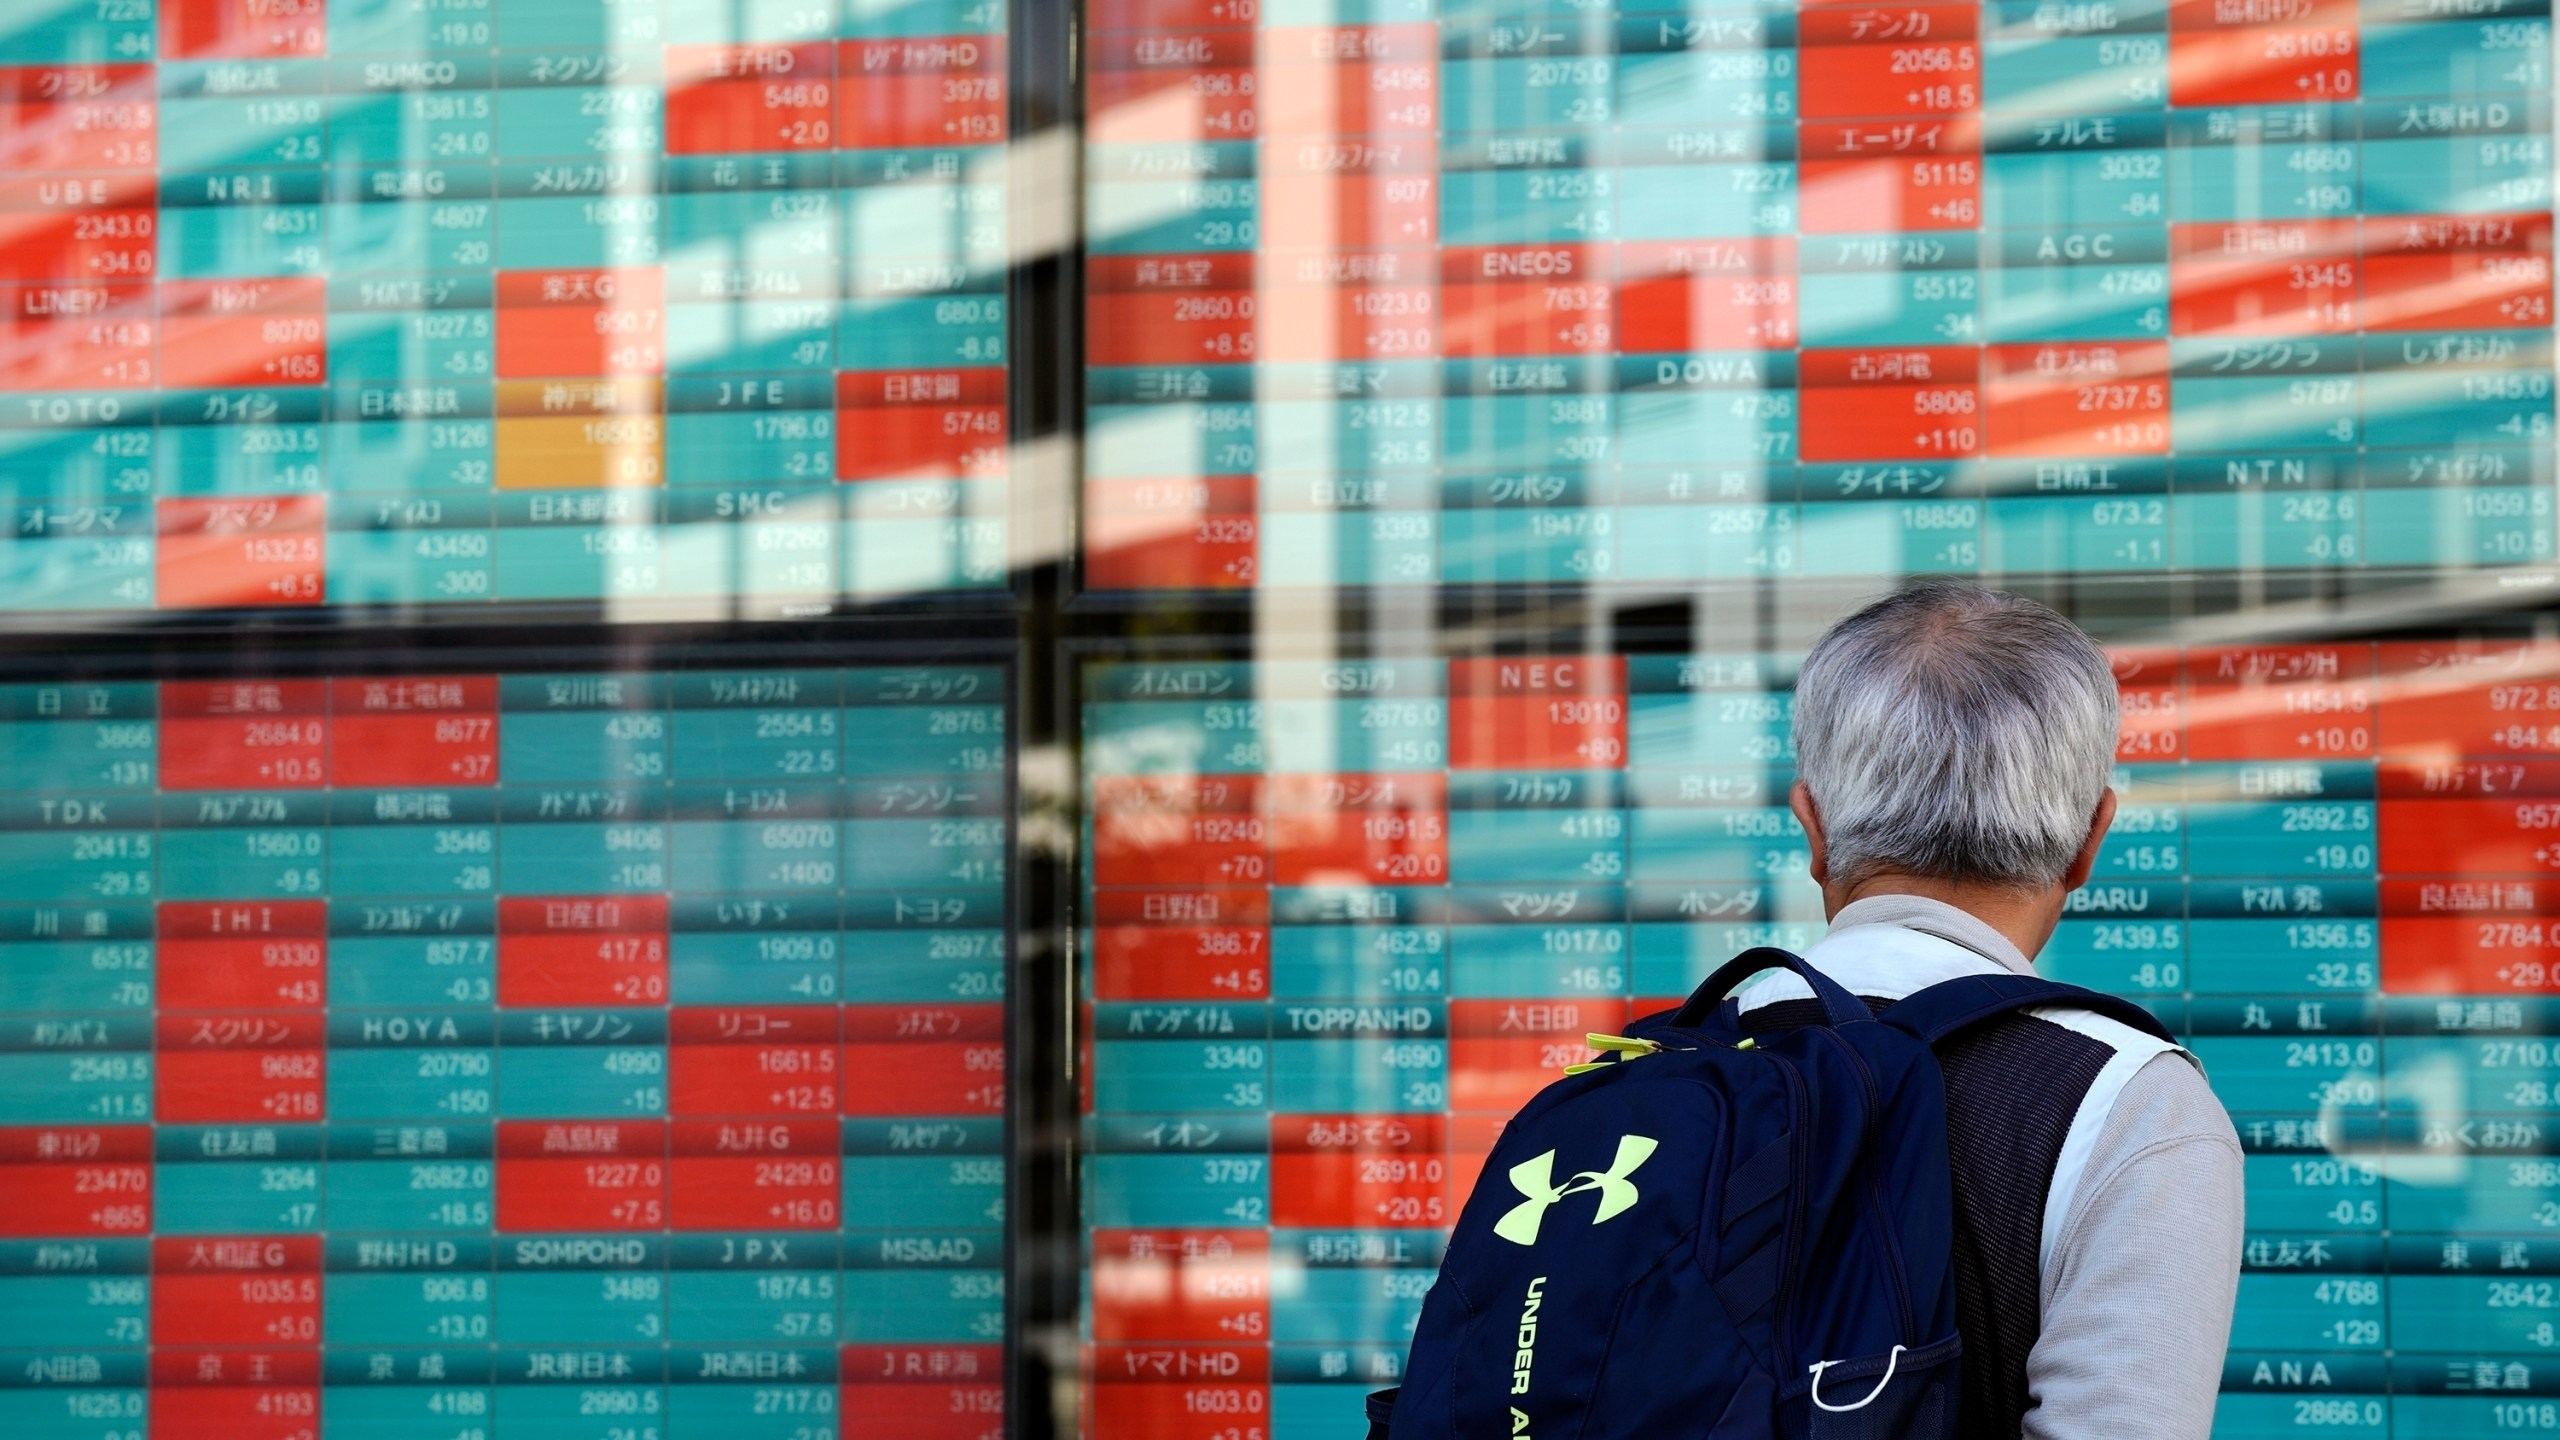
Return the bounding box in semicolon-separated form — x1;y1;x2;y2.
1792;581;2119;890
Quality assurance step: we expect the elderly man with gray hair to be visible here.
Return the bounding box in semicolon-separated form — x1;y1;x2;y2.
1735;581;2243;1439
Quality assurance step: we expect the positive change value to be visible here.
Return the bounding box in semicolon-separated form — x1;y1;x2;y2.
1082;0;2554;590
1085;646;2560;1438
0;0;1007;615
0;663;1008;1439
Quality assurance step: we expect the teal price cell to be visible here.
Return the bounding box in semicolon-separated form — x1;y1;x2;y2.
0;421;155;508
156;825;326;902
667;1255;839;1344
153;1133;323;1235
324;411;497;495
670;700;843;779
494;77;666;159
671;814;846;895
0;939;150;1014
496;0;664;47
495;1379;672;1440
841;291;1008;369
2041;918;2189;997
2231;1270;2385;1353
2362;470;2556;569
328;309;498;388
494;187;664;271
2361;17;2551;99
2173;471;2366;570
667;1371;844;1440
323;1378;499;1440
324;1254;495;1348
1448;807;1624;885
842;919;1004;1004
843;1234;1002;1342
2185;800;2376;878
1439;164;1617;246
153;409;326;499
0;718;153;793
157;187;329;279
325;520;499;608
1088;399;1252;478
325;192;501;275
1626;804;1804;883
495;712;669;787
847;0;1008;35
0;0;154;61
1263;696;1446;773
1258;394;1436;478
323;1125;494;1232
329;913;495;1009
1628;688;1792;770
328;1033;497;1125
2173;373;2361;454
0;1242;146;1350
1090;1038;1271;1114
1983;490;2172;573
2387;1034;2560;1114
668;296;839;375
1447;923;1628;998
2363;129;2552;216
1441;391;1614;473
1634;918;1817;998
1981;34;2165;113
1980;260;2168;342
2384;1152;2560;1231
1615;157;1796;240
0;814;155;905
2243;1150;2384;1231
2389;1272;2560;1355
0;1023;147;1123
496;813;668;895
1795;491;1988;576
846;1118;1006;1229
0;524;153;614
1438;502;1617;584
847;813;1003;888
1617;387;1797;466
497;1047;667;1120
324;82;500;172
1441;54;1616;136
1270;1260;1430;1345
1615;43;1794;128
1271;924;1449;1001
494;1251;670;1345
664;409;835;486
327;811;498;900
2364;358;2553;452
1087;169;1256;257
672;927;839;1006
2188;1034;2379;1115
1085;1115;1272;1228
1271;1036;1447;1113
0;1369;148;1440
1619;498;1801;580
1261;510;1441;588
2187;918;2376;995
1982;147;2168;231
662;175;835;263
1799;267;1979;348
2169;141;2360;222
156;70;328;172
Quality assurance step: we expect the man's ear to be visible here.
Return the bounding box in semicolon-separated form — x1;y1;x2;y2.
2060;789;2119;892
1789;781;1829;887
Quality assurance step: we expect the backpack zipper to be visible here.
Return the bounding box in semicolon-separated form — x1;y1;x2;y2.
1765;1048;1813;1348
1808;1026;1917;1341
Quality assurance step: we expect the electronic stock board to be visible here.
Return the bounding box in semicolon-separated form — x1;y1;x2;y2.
0;657;1011;1440
0;0;1009;616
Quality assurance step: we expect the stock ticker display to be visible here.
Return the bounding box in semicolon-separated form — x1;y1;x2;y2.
0;663;1010;1439
0;0;1008;615
1081;0;2556;590
1083;646;2560;1439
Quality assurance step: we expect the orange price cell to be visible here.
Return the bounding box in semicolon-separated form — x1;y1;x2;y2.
1984;341;2171;457
0;176;157;282
1618;239;1798;351
2168;24;2357;106
840;37;1008;148
2364;214;2553;332
1796;347;1984;462
2170;220;2360;336
1441;245;1613;357
0;281;156;390
159;277;326;389
1084;475;1260;591
665;44;838;154
156;496;327;610
1089;1229;1271;1341
0;67;156;171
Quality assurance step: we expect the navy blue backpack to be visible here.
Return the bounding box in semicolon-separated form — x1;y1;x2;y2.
1364;947;2173;1439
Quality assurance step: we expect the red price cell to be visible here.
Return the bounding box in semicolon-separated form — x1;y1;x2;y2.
840;37;1006;148
1449;997;1631;1113
1448;657;1627;771
1089;1229;1270;1341
1090;255;1258;367
496;1120;667;1231
328;676;500;787
1618;240;1797;351
666;44;837;154
2168;24;2357;106
158;902;328;1010
1441;245;1613;357
835;367;1007;480
1084;476;1260;591
155;1014;326;1125
159;277;325;389
670;1006;842;1116
151;1237;322;1347
2180;645;2374;760
1266;772;1449;887
1796;7;1980;119
160;0;324;57
1092;775;1268;888
1257;274;1437;364
1261;153;1438;251
844;1345;1004;1440
147;1351;321;1440
494;268;665;378
0;1126;151;1237
1084;1345;1270;1440
2113;647;2187;761
2380;880;2560;993
498;896;669;1007
843;1004;1004;1115
2378;642;2560;756
155;496;327;611
1256;25;1438;136
0;175;156;282
2365;213;2553;332
669;1119;839;1230
2378;797;2560;878
1270;1113;1446;1229
0;67;156;171
1088;31;1257;144
1797;347;1982;462
0;281;155;390
1799;122;1982;232
1091;886;1271;999
2170;220;2359;336
1984;342;2171;457
159;679;328;790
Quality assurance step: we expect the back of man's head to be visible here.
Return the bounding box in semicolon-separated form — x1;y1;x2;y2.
1793;581;2119;892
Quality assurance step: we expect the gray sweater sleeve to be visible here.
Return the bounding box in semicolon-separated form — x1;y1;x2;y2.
2022;1052;2246;1440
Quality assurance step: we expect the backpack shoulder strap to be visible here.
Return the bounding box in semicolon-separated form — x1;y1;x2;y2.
1878;972;2176;1048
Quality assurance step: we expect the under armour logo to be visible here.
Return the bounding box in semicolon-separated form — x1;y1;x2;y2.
1493;1135;1658;1246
